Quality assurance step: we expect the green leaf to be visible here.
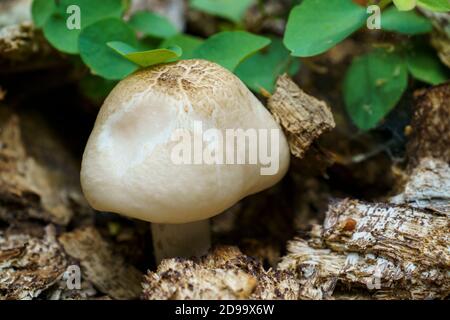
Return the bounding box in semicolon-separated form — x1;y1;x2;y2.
79;18;139;80
417;0;450;12
107;41;182;67
393;0;417;11
344;49;408;131
32;0;56;27
128;11;179;39
193;31;270;71
284;0;367;57
160;34;204;59
235;38;300;93
381;6;432;34
407;48;449;85
43;0;126;54
79;75;117;104
190;0;255;23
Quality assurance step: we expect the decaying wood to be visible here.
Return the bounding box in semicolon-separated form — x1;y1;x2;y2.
58;227;143;300
0;23;59;73
267;74;335;159
143;246;299;300
407;84;450;167
322;199;448;269
419;9;450;68
0;225;68;300
45;277;99;300
279;199;449;300
392;84;450;213
0;111;90;225
391;157;450;213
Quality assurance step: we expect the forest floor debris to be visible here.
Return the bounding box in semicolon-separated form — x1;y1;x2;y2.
59;227;143;300
143;246;299;300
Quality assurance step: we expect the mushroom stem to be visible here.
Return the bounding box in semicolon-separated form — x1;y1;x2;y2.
151;220;211;263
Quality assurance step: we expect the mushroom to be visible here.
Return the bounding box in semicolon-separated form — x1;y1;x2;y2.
80;59;290;263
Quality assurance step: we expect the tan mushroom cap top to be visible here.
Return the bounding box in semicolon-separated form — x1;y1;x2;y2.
81;59;290;224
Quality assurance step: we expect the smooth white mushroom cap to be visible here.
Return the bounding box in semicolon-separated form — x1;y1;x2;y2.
81;60;290;223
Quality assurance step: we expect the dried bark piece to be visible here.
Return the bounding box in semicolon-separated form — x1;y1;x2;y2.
322;199;449;269
0;111;89;225
391;157;450;214
267;74;335;159
0;23;58;73
143;246;299;300
279;237;448;300
58;227;143;300
0;225;68;300
45;277;98;300
279;198;450;300
407;83;450;167
278;238;344;300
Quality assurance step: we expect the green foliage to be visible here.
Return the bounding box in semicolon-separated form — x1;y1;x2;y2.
417;0;450;12
344;49;408;131
393;0;450;11
406;47;449;85
79;18;139;80
79;75;118;103
129;11;179;39
39;0;127;54
235;38;300;93
381;6;432;34
393;0;417;11
193;31;271;71
31;0;448;132
161;34;204;59
31;0;56;27
108;42;182;67
190;0;255;23
284;0;367;57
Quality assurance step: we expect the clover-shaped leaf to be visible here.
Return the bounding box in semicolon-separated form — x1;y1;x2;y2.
344;49;408;131
108;41;182;67
236;38;300;93
40;0;127;54
129;11;179;39
193;31;271;71
284;0;367;57
79;18;138;80
190;0;255;23
382;6;432;34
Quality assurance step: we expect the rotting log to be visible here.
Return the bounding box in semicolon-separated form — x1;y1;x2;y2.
58;227;143;300
279;199;449;300
279;83;450;300
143;246;299;300
0;109;91;225
0;225;68;300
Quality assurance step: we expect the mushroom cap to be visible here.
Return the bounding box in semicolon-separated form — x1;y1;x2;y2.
81;59;290;223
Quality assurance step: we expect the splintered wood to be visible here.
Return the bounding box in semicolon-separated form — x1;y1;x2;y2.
406;84;450;167
279;199;449;300
268;74;335;159
0;111;87;225
392;84;450;213
143;246;299;300
0;225;68;300
59;227;143;300
280;83;450;300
